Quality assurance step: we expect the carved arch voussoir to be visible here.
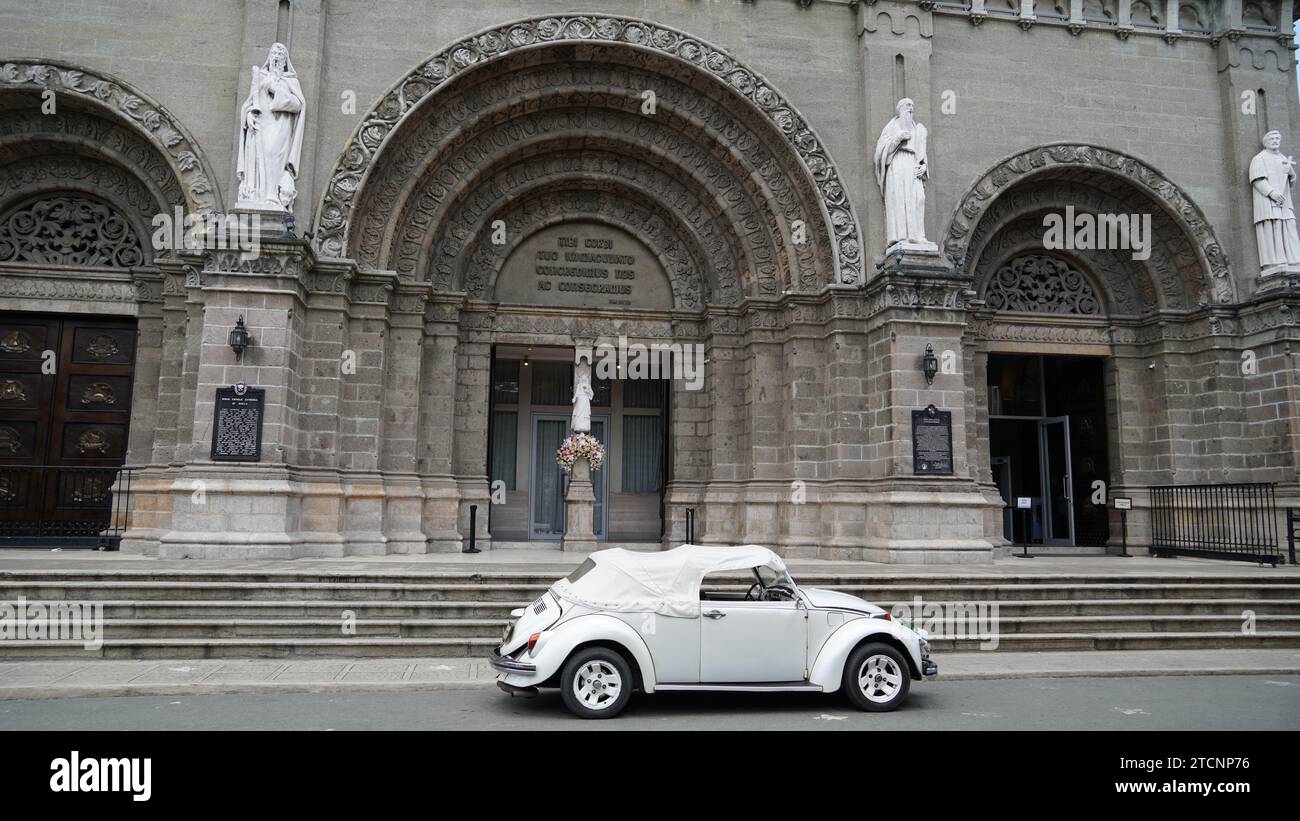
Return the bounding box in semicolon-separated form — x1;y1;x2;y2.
314;14;864;286
946;143;1234;305
0;60;223;214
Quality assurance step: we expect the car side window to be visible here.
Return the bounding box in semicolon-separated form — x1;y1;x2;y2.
699;570;749;601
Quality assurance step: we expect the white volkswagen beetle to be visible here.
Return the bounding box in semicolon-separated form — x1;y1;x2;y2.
490;544;937;718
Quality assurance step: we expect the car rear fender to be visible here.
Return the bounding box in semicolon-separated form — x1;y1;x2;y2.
808;618;923;692
512;613;659;692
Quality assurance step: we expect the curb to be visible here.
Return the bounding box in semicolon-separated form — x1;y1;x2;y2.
2;666;1297;700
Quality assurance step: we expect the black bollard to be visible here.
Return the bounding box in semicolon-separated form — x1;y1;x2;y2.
464;504;481;554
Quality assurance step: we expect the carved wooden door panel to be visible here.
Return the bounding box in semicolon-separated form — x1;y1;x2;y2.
0;312;135;542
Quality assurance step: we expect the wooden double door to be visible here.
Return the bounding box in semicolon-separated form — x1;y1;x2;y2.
0;312;136;544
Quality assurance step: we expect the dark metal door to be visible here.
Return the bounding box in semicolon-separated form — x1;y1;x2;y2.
0;313;135;545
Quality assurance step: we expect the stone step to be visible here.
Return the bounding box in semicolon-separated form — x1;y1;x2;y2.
9;613;1296;642
3;630;1298;660
4;579;1298;603
73;597;1300;620
92;600;531;619
926;632;1300;652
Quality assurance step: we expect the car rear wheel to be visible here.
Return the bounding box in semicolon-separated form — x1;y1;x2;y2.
559;647;633;719
843;642;911;712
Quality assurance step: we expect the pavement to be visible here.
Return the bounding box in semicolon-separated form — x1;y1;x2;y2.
1;649;1298;700
2;674;1297;730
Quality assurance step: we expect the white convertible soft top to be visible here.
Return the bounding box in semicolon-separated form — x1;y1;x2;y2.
551;544;787;618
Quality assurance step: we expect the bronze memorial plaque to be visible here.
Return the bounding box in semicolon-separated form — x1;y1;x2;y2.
911;404;954;475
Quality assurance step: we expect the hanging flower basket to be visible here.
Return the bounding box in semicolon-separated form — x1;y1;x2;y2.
556;432;605;473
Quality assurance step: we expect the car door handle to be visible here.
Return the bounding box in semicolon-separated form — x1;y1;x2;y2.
703;610;726;619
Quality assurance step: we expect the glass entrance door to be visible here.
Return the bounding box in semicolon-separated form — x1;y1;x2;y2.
1039;416;1075;546
528;414;607;541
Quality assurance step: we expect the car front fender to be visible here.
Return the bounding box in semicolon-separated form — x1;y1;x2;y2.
497;613;660;693
808;618;924;693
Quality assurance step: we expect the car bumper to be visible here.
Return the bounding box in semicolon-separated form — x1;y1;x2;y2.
922;659;938;678
488;648;537;674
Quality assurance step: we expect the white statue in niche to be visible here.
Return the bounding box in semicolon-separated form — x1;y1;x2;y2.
873;98;932;249
1250;130;1300;276
236;42;306;210
571;361;593;433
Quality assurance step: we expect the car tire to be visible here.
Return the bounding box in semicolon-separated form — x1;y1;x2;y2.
559;647;633;719
843;642;912;712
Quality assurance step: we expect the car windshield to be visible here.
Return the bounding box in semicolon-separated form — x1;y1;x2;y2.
754;564;795;590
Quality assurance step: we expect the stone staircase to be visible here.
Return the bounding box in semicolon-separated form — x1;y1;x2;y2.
2;569;1299;659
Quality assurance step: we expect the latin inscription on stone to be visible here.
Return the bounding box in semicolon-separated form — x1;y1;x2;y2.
911;404;953;475
495;221;673;309
211;385;265;461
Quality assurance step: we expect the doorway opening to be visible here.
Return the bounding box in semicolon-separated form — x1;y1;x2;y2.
987;353;1111;548
486;345;667;543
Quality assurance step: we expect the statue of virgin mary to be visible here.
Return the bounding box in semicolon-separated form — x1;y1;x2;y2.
236;42;306;210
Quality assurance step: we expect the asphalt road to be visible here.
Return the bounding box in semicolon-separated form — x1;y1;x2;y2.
1;675;1297;730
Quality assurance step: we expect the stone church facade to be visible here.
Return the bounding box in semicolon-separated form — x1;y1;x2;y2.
0;0;1297;561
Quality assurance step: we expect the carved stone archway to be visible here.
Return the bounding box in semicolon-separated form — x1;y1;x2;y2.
313;14;865;294
0;60;224;215
946;143;1234;308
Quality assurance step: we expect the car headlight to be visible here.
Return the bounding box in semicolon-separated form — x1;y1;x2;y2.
919;636;931;658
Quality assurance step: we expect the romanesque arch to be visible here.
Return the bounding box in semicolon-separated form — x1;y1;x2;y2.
945;143;1234;311
314;14;865;298
0;60;223;217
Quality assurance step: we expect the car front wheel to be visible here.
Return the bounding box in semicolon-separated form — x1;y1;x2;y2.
559;647;633;719
843;642;911;712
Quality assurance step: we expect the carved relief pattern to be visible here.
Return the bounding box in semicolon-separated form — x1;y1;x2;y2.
453;179;710;309
966;186;1168;313
0;195;145;267
0;274;138;303
984;254;1102;315
946;144;1233;305
406;126;756;302
0;62;220;213
378;61;806;297
0;109;187;214
80;382;116;405
315;15;861;287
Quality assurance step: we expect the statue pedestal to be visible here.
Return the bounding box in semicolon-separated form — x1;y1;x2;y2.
876;242;951;276
1259;264;1300;291
230;203;295;238
561;458;598;553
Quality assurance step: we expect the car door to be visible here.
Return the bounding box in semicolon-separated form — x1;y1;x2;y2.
699;599;808;683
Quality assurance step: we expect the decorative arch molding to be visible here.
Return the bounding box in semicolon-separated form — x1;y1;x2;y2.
0;155;167;256
314;14;864;288
0;108;188;216
0;60;222;214
418;142;746;303
945;143;1234;306
972;221;1155;317
468;185;710;310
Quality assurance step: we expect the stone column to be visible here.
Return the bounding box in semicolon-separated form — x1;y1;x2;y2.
417;297;466;552
859;250;998;562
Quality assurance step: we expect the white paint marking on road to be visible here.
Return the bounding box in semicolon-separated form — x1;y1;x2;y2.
1263;680;1293;686
1115;707;1149;716
961;711;1001;718
814;713;847;721
428;665;454;671
167;667;196;673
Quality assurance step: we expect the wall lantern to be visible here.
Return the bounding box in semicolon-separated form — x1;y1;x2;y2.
228;315;252;362
922;343;938;385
